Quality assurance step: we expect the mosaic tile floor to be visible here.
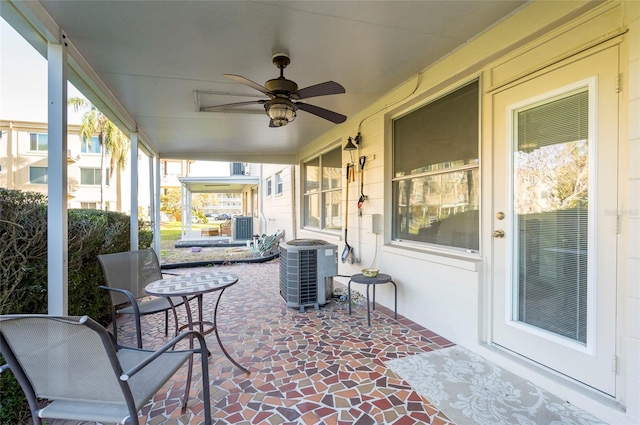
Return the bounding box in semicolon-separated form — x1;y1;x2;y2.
51;260;456;425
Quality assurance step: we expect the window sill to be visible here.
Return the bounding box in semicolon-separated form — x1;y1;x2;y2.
383;242;482;272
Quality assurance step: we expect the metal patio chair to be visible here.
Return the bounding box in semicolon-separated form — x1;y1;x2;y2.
0;314;211;425
97;249;191;348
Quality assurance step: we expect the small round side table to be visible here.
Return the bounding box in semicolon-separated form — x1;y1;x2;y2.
348;273;397;326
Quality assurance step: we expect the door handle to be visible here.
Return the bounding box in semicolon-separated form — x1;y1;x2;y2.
493;229;505;238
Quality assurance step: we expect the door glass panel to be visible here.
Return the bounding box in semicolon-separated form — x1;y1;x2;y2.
513;90;589;344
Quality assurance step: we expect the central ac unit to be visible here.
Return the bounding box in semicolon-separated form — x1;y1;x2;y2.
233;216;253;240
279;239;338;311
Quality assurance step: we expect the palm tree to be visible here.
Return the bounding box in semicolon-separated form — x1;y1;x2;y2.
68;98;129;210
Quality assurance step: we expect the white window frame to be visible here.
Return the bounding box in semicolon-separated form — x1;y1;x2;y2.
29;133;48;152
80;168;109;186
391;80;480;253
81;135;102;154
266;178;272;197
302;145;342;232
275;172;283;196
29;166;48;184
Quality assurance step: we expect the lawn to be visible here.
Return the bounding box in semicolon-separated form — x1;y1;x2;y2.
158;222;262;266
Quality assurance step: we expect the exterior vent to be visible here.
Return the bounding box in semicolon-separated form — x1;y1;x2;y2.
279;239;338;311
233;216;253;240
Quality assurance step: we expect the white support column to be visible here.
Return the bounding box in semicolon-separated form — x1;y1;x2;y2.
148;155;156;250
154;158;161;254
130;131;139;250
47;32;68;315
187;189;193;233
181;183;186;237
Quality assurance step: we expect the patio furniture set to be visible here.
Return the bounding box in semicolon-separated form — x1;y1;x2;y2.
200;219;232;237
0;248;397;425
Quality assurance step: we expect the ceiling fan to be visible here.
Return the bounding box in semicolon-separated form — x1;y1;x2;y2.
200;53;347;127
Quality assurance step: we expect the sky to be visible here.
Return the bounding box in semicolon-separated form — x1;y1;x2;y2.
1;17;87;125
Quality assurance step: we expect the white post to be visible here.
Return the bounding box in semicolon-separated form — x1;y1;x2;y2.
47;32;68;315
130;131;139;250
148;155;156;250
181;183;186;237
154;157;161;254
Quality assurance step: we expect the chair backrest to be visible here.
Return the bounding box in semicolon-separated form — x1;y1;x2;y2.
0;315;128;404
220;220;232;236
97;249;164;306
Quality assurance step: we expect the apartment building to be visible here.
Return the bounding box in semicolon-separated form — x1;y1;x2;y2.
0;120;121;210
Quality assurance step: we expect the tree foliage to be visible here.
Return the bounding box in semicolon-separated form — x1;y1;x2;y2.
0;188;153;424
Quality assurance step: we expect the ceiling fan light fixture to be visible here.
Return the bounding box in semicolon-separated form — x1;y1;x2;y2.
265;98;297;127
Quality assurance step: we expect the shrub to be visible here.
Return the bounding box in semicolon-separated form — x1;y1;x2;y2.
0;188;153;424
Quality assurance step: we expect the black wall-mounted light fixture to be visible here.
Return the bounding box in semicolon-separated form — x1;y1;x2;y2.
344;132;362;151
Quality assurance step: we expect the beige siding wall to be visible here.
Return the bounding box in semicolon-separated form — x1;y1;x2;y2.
292;1;638;423
261;164;295;241
624;0;640;420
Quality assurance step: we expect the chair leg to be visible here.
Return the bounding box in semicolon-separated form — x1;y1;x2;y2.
111;306;118;344
164;310;169;336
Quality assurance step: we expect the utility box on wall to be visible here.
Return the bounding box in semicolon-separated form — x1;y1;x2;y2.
363;214;382;234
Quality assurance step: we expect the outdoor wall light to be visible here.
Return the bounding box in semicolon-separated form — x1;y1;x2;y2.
265;98;297;127
344;132;361;151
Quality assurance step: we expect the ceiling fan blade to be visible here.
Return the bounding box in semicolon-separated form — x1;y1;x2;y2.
296;102;347;124
293;81;345;100
223;74;274;97
200;100;266;112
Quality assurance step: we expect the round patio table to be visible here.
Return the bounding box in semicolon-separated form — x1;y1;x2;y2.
145;270;248;374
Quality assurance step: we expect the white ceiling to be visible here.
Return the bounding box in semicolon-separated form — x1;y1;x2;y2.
35;0;527;164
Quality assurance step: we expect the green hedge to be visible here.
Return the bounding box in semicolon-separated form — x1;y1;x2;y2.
0;188;153;424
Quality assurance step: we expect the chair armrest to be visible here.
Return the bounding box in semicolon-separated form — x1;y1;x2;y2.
119;330;208;381
162;271;181;276
99;286;141;314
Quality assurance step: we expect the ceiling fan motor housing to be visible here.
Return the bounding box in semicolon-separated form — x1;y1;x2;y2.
265;78;298;94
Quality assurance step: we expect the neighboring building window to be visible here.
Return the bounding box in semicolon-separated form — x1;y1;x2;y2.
275;172;283;195
81;202;99;209
231;162;244;175
81;136;101;154
29;166;48;184
266;178;272;197
303;146;342;231
29;133;48;151
392;81;479;252
80;168;109;186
